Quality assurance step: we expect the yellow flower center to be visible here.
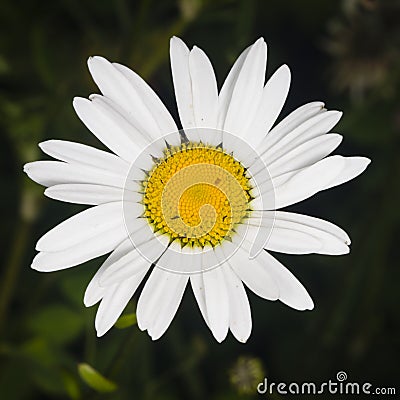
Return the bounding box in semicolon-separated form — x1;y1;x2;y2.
143;142;252;248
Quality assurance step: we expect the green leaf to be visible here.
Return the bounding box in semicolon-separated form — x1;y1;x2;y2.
77;363;117;393
60;268;94;307
114;313;137;329
27;304;84;345
62;371;81;400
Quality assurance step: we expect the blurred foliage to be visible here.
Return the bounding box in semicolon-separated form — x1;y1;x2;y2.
324;0;400;101
229;356;265;395
0;0;399;399
114;313;137;329
78;363;117;393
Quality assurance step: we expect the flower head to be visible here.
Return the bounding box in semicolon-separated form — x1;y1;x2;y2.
24;37;370;342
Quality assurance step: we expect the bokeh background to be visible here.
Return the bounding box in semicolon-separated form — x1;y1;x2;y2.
1;0;399;399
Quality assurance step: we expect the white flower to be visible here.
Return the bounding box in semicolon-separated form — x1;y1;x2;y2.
24;37;370;343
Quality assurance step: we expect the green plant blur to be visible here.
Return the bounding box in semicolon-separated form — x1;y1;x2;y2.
0;0;399;399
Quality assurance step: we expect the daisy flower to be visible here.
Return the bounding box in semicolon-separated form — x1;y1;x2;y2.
24;37;370;343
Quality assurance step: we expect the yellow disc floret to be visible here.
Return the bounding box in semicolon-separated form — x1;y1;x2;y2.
143;142;252;248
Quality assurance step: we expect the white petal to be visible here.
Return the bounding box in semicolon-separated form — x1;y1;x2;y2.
262;110;342;163
170;36;194;129
268;133;343;177
271;155;370;208
136;266;164;331
202;266;229;342
153;240;220;275
190;273;209;326
127;217;170;260
39;140;129;175
36;202;125;252
89;94;149;149
228;246;279;301
113;62;177;135
247;64;291;147
23;161;126;188
95;268;148;337
98;248;150;287
321;156;371;190
223;38;267;138
247;216;277;259
147;272;188;340
255;224;322;254
45;184;124;205
256;250;314;310
188;46;218;128
224;265;252;343
271;156;345;209
31;227;127;272
88;56;161;141
73;97;142;162
220;129;256;167
276;211;350;243
84;238;133;307
99;233;166;287
249;211;350;255
137;267;187;337
261;101;326;151
217;43;251;130
271;212;350;254
248;168;299;205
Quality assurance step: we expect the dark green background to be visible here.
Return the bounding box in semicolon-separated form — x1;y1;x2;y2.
0;0;399;399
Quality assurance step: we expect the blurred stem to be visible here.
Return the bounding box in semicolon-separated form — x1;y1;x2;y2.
144;332;206;399
135;0;210;80
138;19;188;80
84;311;97;366
108;330;138;378
0;221;29;334
0;187;40;335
